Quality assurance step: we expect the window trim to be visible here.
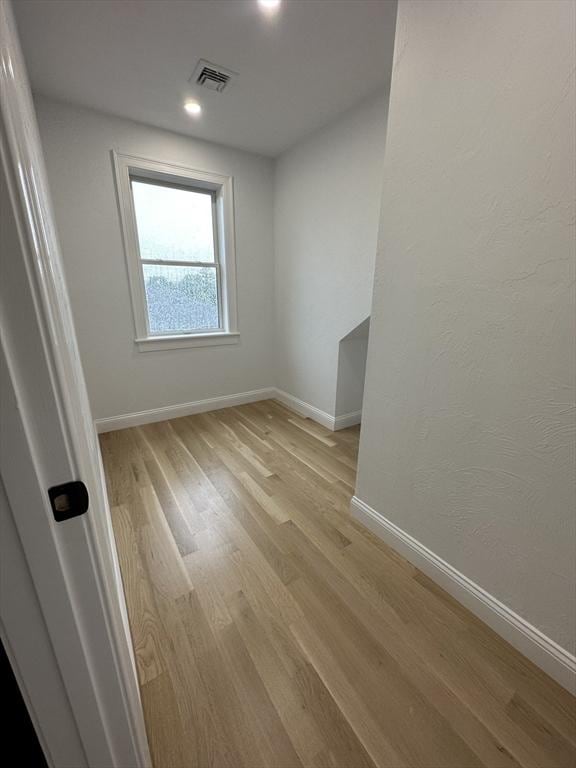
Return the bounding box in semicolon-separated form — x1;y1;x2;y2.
112;151;239;350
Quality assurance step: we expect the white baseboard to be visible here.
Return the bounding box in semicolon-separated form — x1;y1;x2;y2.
95;387;361;434
273;388;335;429
273;388;361;431
94;388;275;433
350;496;576;693
334;410;362;430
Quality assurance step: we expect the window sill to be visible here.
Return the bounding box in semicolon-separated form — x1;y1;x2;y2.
135;332;240;352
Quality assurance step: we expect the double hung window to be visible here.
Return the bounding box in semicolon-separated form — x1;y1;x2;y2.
113;153;238;350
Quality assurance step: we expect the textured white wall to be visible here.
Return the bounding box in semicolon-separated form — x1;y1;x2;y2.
273;92;390;416
357;0;576;651
36;97;275;421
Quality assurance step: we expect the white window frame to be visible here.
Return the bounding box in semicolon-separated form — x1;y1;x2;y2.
112;151;239;351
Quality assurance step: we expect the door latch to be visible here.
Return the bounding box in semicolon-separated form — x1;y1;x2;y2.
48;481;89;522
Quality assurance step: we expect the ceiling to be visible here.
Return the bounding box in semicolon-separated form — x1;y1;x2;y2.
13;0;397;157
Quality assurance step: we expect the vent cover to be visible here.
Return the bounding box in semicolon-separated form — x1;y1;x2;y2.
191;59;238;93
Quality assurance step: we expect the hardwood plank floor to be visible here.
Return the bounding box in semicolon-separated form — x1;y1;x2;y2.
99;400;576;768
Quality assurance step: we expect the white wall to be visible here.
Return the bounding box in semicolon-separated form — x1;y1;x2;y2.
36;97;276;421
357;0;575;652
335;319;370;417
37;92;390;424
273;92;390;417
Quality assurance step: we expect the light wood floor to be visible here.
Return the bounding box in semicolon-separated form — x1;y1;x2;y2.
100;399;576;768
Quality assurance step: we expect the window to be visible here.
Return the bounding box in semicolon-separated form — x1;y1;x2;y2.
113;153;238;350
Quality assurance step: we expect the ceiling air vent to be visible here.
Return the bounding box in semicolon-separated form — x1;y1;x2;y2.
191;59;238;93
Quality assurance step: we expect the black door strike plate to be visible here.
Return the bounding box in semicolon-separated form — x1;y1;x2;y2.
48;481;89;522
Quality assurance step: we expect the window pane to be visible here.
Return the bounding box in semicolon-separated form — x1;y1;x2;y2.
143;264;219;334
131;180;215;262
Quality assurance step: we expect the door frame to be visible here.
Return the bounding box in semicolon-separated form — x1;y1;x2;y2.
0;1;151;765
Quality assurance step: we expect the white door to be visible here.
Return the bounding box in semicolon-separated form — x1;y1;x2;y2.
0;1;150;765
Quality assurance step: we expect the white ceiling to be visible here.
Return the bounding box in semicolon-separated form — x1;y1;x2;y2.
13;0;397;157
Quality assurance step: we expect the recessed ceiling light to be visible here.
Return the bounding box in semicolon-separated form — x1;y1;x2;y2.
184;100;202;116
258;0;281;12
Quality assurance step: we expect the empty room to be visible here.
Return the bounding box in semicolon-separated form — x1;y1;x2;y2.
1;0;575;767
